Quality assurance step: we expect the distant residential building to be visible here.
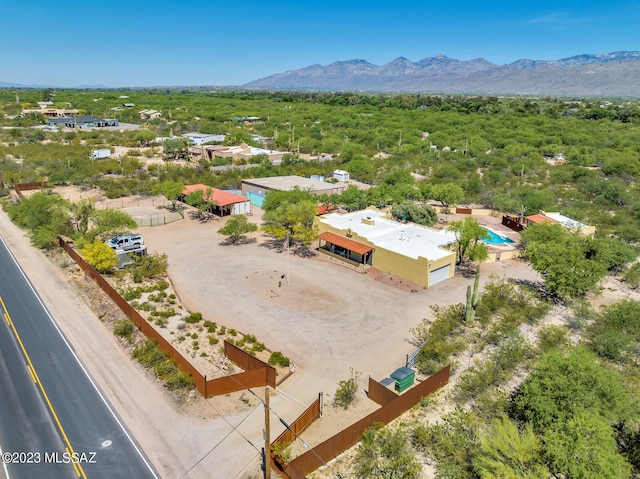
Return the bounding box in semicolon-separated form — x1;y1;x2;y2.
228;116;262;124
47;115;118;128
139;109;162;120
182;133;225;146
24;108;79;117
194;143;289;163
241;175;347;196
333;169;350;182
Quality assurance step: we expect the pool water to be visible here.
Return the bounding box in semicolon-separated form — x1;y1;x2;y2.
483;230;514;245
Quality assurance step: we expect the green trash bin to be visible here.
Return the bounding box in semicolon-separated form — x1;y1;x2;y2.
390;366;415;392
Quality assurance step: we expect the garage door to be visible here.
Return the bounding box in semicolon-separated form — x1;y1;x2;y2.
429;264;451;286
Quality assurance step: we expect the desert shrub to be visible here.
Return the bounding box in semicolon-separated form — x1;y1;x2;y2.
412;409;480;478
455;334;529;403
537;324;570;352
132;253;168;283
184;312;202;324
271;441;292;466
133;339;193;391
412;304;466;375
150;308;176;318
204;321;217;333
121;286;143;301
218;326;227;336
228;328;237;336
148;291;167;302
622;262;640;289
113;319;135;339
252;342;265;353
334;368;361;410
268;351;290;367
243;334;257;343
208;336;219;345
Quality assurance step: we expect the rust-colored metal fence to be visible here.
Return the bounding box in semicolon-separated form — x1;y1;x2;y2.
272;393;323;447
367;376;400;406
203;342;276;396
276;365;450;478
502;215;524;232
58;236;275;398
15;181;49;197
455;207;473;214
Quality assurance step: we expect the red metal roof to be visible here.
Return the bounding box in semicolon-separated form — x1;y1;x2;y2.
525;214;557;225
318;231;373;255
182;184;248;207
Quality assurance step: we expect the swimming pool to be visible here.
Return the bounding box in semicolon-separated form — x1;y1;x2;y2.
483;230;514;245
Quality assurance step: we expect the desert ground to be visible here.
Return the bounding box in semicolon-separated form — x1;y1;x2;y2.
1;191;548;478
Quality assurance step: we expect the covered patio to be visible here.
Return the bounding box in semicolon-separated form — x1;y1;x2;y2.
318;231;373;266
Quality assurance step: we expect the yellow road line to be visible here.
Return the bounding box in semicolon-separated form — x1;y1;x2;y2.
0;296;87;479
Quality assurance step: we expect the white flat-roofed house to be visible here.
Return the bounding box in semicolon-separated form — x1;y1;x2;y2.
316;208;457;288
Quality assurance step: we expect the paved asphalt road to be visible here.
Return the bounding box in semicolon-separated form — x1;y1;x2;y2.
0;235;158;479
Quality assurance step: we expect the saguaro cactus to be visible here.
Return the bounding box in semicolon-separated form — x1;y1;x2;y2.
465;266;481;322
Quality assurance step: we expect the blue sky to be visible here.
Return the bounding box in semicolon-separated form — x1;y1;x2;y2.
2;0;639;87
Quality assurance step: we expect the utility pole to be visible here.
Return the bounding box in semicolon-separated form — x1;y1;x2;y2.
264;387;271;479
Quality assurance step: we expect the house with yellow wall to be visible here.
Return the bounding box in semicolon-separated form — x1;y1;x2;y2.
316;208;457;288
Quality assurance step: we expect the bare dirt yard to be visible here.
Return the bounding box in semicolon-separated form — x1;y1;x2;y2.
1;189;551;479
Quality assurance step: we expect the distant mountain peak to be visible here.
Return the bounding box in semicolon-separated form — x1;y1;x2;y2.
243;51;640;96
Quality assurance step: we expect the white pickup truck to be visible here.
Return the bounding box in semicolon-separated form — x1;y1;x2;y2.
106;234;144;251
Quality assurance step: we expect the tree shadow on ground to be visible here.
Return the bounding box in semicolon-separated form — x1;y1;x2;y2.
258;237;317;257
188;210;219;223
219;237;257;247
456;262;478;279
511;278;563;304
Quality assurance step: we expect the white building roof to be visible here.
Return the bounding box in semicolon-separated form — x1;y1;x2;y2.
319;209;457;261
544;212;588;229
244;175;339;191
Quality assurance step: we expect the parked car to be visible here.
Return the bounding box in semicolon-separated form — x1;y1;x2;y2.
106;234;144;251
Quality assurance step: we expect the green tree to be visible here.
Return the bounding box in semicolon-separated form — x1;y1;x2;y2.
474;416;550;479
6;191;72;248
262;190;318;245
543;412;632;479
88;208;137;242
217;215;257;243
521;223;608;298
431;183;465;207
161;138;189;160
448;217;489;265
510;347;632;431
133;129;156;147
353;425;421;479
80;240;118;273
391;201;438;226
156;180;185;210
69;198;95;234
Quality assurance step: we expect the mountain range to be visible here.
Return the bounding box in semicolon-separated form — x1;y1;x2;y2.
243;51;640;97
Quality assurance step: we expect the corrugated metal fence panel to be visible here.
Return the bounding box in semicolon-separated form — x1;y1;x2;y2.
368;376;399;406
282;365;450;477
272;393;322;446
15;182;49;197
205;369;268;396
